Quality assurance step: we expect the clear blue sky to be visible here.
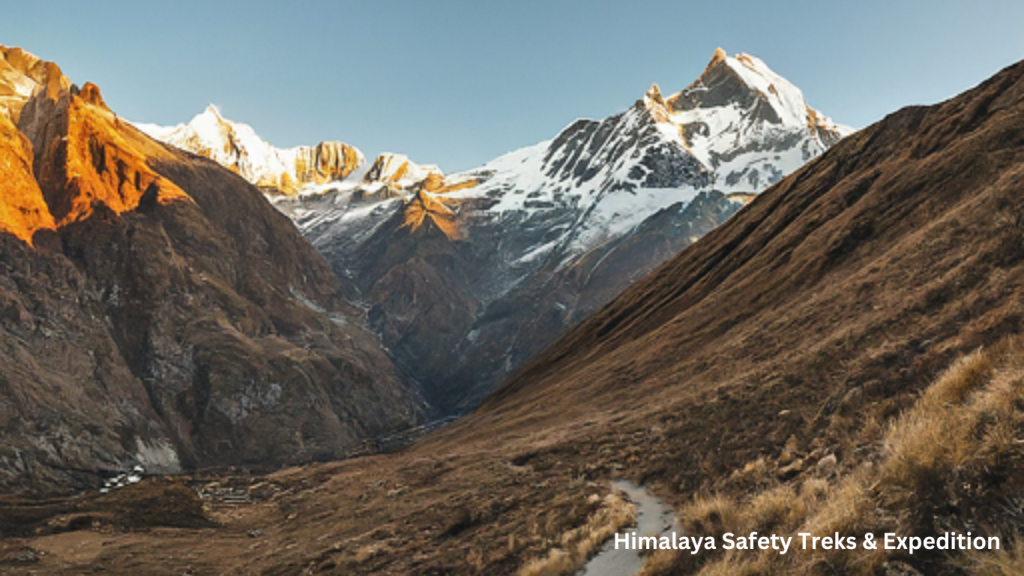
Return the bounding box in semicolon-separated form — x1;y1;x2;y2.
3;1;1022;172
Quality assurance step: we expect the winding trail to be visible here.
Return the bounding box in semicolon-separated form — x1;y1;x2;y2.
580;480;679;576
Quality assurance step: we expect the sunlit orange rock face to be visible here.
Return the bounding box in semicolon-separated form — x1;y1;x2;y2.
362;154;478;209
421;171;478;194
256;141;363;195
0;114;54;242
0;46;424;492
0;46;65;243
400;189;463;239
0;46;191;240
0;45;70;124
290;141;361;188
28;83;191;226
397;174;478;240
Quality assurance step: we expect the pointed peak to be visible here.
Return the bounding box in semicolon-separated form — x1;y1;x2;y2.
645;83;665;106
684;47;735;91
203;104;223;119
708;47;728;68
187;104;233;134
77;82;108;110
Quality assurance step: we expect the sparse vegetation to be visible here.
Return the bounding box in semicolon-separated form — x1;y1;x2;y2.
970;538;1024;575
518;487;636;576
680;493;740;541
642;340;1024;575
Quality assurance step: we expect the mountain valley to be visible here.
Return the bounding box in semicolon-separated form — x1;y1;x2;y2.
2;41;1024;576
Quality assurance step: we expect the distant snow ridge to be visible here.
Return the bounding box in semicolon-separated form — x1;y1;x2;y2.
135;106;364;196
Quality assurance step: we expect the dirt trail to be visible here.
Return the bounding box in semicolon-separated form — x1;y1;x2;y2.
582;480;677;576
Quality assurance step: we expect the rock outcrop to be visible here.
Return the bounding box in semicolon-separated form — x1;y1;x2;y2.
0;113;54;243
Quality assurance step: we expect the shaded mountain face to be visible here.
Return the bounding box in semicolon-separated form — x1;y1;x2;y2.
0;47;424;494
145;49;849;414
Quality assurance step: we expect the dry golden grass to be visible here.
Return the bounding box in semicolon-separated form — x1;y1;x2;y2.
518;486;636;576
644;340;1024;575
745;484;801;533
969;538;1024;575
923;348;993;406
799;477;829;501
519;548;575;576
638;549;676;575
792;343;1023;574
679;493;739;540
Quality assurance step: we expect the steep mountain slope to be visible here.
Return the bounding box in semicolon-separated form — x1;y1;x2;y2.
12;58;1024;576
0;47;424;494
272;49;851;412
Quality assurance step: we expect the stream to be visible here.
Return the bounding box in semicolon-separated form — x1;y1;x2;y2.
580;480;679;576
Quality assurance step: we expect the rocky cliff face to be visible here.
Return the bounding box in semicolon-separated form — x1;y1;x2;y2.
0;47;424;494
0;113;54;243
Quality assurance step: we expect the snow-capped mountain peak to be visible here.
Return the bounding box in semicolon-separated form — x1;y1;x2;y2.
658;48;853;192
678;49;813;127
420;48;851;265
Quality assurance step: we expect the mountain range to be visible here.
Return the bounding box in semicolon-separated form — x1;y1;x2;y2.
0;44;848;490
140;48;851;413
